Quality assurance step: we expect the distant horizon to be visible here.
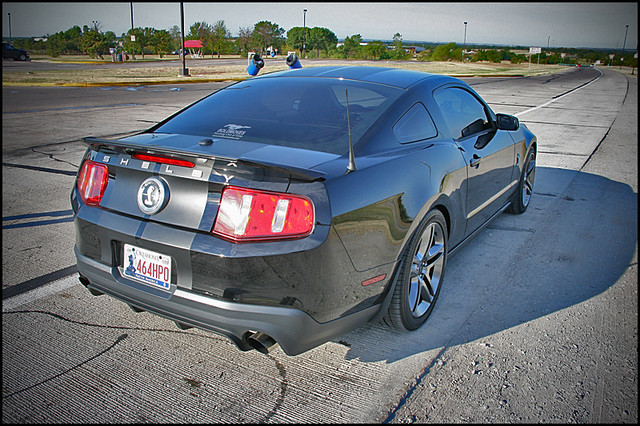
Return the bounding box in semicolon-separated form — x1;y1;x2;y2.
3;34;633;53
3;2;637;51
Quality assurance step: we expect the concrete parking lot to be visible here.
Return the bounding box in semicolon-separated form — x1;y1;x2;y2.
2;63;637;423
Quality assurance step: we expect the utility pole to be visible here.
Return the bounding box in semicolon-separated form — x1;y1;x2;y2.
8;13;11;42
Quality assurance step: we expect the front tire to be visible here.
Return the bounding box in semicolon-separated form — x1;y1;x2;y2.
386;209;448;331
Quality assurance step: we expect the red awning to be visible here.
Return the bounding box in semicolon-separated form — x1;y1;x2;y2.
184;40;203;48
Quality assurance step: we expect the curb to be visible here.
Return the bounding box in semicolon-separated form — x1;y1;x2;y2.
3;74;535;88
2;77;248;87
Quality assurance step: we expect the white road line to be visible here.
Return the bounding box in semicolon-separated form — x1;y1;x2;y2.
515;68;603;117
2;275;79;312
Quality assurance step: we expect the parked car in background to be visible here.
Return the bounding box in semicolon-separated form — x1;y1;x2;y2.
71;66;536;356
2;43;29;61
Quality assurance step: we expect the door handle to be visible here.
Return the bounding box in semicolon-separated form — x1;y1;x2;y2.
470;154;481;168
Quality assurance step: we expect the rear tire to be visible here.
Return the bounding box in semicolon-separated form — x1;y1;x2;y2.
385;209;448;331
508;148;536;214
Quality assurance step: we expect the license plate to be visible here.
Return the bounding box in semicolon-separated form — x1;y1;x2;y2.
122;244;172;290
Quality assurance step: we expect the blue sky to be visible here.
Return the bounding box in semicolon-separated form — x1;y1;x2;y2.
2;2;638;50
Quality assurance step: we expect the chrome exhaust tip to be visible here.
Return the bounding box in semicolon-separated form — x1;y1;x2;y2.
246;332;278;354
79;275;104;296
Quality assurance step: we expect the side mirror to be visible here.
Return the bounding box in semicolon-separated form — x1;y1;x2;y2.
461;118;486;138
496;113;519;131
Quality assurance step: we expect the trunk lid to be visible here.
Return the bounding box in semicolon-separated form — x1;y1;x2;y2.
82;134;338;232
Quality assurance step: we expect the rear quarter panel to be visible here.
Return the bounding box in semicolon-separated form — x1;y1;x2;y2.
327;141;467;273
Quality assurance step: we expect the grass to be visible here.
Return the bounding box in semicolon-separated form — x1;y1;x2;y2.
3;54;572;87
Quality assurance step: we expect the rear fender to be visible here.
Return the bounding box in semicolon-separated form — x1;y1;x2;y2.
329;141;466;273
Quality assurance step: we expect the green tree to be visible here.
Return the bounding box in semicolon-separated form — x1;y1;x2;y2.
416;49;430;61
189;21;212;41
62;25;83;53
46;32;65;57
252;21;285;55
187;21;211;55
488;49;501;62
308;27;337;58
80;27;110;59
168;25;182;52
362;40;389;60
123;27;155;58
210;20;231;58
499;48;511;61
287;27;308;56
39;25;83;57
390;33;409;60
472;49;501;63
431;42;462;61
342;34;363;58
150;29;172;57
510;53;527;64
236;26;253;56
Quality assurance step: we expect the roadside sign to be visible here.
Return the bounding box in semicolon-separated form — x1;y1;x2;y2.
130;35;136;42
529;47;541;69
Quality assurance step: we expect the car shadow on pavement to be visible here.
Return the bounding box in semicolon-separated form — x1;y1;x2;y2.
338;166;638;363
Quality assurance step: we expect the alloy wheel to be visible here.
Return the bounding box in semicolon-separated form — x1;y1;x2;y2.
407;220;446;318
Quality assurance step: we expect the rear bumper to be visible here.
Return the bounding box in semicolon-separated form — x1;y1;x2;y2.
75;247;379;355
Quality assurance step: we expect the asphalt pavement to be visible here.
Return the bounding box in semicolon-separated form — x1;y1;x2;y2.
2;64;637;423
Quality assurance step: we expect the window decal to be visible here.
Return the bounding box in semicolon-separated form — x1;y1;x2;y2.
213;124;251;140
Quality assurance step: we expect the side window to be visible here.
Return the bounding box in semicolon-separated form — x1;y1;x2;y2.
393;103;437;144
434;87;491;139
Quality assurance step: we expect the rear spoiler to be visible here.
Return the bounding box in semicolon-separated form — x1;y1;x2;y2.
82;137;327;182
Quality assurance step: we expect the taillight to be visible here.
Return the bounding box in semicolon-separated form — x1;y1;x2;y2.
77;160;109;206
213;186;314;242
131;153;194;168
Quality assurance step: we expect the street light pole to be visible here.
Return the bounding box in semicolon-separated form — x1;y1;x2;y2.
622;24;629;52
463;21;467;61
303;9;307;58
8;13;11;42
130;2;136;60
179;2;189;76
620;24;629;70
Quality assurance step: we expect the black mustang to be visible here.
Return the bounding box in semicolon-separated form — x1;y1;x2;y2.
72;66;536;355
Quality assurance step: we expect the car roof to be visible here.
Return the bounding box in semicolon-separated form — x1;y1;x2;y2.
256;65;456;90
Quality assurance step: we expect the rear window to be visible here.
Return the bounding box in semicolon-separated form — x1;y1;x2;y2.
151;77;404;155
